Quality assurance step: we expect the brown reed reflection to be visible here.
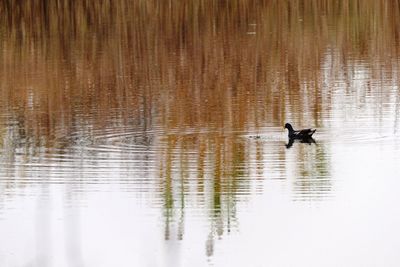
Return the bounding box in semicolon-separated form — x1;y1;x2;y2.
1;1;400;136
1;3;399;137
0;0;400;259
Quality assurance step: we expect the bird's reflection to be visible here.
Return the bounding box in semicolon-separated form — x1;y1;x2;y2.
285;137;316;149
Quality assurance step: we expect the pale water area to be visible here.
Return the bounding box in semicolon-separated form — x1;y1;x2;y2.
1;1;400;266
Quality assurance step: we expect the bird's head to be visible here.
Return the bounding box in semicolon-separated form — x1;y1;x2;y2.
284;123;294;131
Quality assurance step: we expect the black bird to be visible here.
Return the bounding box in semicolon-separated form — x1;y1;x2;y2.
284;123;316;139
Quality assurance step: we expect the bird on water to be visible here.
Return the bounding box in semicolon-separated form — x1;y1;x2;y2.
284;123;316;139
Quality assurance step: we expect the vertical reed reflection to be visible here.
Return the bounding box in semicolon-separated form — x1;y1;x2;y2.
0;0;400;259
158;134;249;255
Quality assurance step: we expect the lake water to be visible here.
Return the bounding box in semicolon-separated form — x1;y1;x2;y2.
1;1;400;266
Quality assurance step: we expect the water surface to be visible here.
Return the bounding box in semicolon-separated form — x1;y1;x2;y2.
1;1;400;266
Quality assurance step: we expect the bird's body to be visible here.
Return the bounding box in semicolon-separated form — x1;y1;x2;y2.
284;123;316;139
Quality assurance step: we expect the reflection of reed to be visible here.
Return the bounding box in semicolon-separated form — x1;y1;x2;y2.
1;1;400;139
290;143;332;201
158;134;247;255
